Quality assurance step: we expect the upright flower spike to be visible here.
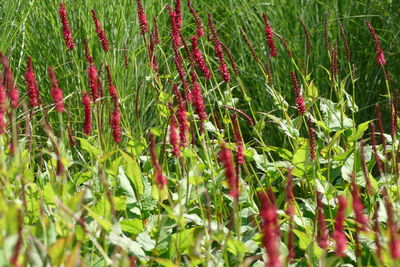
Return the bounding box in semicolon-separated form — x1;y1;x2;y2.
187;0;204;37
219;143;239;198
0;79;6;134
208;13;230;83
232;113;244;165
360;140;373;195
258;189;282;267
167;5;181;48
190;72;207;132
152;16;160;44
384;190;400;260
173;84;189;147
136;0;148;35
307;117;316;161
190;36;211;79
350;174;369;231
173;46;191;102
299;18;311;56
316;191;329;250
174;0;182;29
366;22;386;66
390;90;398;140
333;195;347;257
25;56;40;108
91;9;110;52
48;67;65;112
370;122;384;176
83;39;100;102
110;108;122;143
59;3;75;50
106;66;119;107
339;21;351;62
1;54;19;109
373;202;383;263
290;71;306;116
285;168;295;262
67;126;77;147
168;103;181;158
149;133;167;189
262;13;277;57
82;91;92;135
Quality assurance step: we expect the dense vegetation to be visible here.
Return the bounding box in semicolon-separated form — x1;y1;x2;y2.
0;0;399;266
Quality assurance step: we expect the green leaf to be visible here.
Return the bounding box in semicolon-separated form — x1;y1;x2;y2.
152;184;169;201
120;151;144;195
152;258;178;267
121;219;144;236
293;229;313;250
348;120;373;142
226;238;247;260
77;138;101;157
319;98;353;131
118;167;136;202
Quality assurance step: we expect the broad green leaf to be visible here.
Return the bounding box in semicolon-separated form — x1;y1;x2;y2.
77;138;101;157
152;184;169;201
293;229;312;250
320;98;353;131
121;219;143;236
226;238;247;260
118;166;137;202
348;120;373;142
152;258;178;267
121;150;144;195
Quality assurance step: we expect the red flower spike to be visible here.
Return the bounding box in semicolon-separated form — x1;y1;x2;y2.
149;133;167;189
350;174;369;230
316;191;329;250
48;67;65;112
168;103;181;158
173;46;191;102
136;0;148;35
190;35;211;79
59;4;75;50
285;168;295;262
366;22;386;66
208;13;230;83
307;117;316;161
290;71;306;116
110;108;122;143
373;203;383;263
232;113;244;165
190;72;207;132
333;195;347;257
82;91;92;135
167;5;181;48
174;0;182;29
258;189;282;267
106;66;119;107
1;54;19;109
219;143;239;198
263;13;277;57
187;0;204;37
91;9;110;52
25;57;40;108
0;81;5;134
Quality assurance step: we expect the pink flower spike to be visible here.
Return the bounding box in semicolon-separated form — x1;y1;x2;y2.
25;57;40;108
91;9;110;51
333;195;347;257
48;67;65;112
82;91;92;135
219;143;239;198
136;0;148;35
59;3;75;50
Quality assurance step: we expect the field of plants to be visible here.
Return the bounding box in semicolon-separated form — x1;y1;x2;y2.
0;0;399;266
